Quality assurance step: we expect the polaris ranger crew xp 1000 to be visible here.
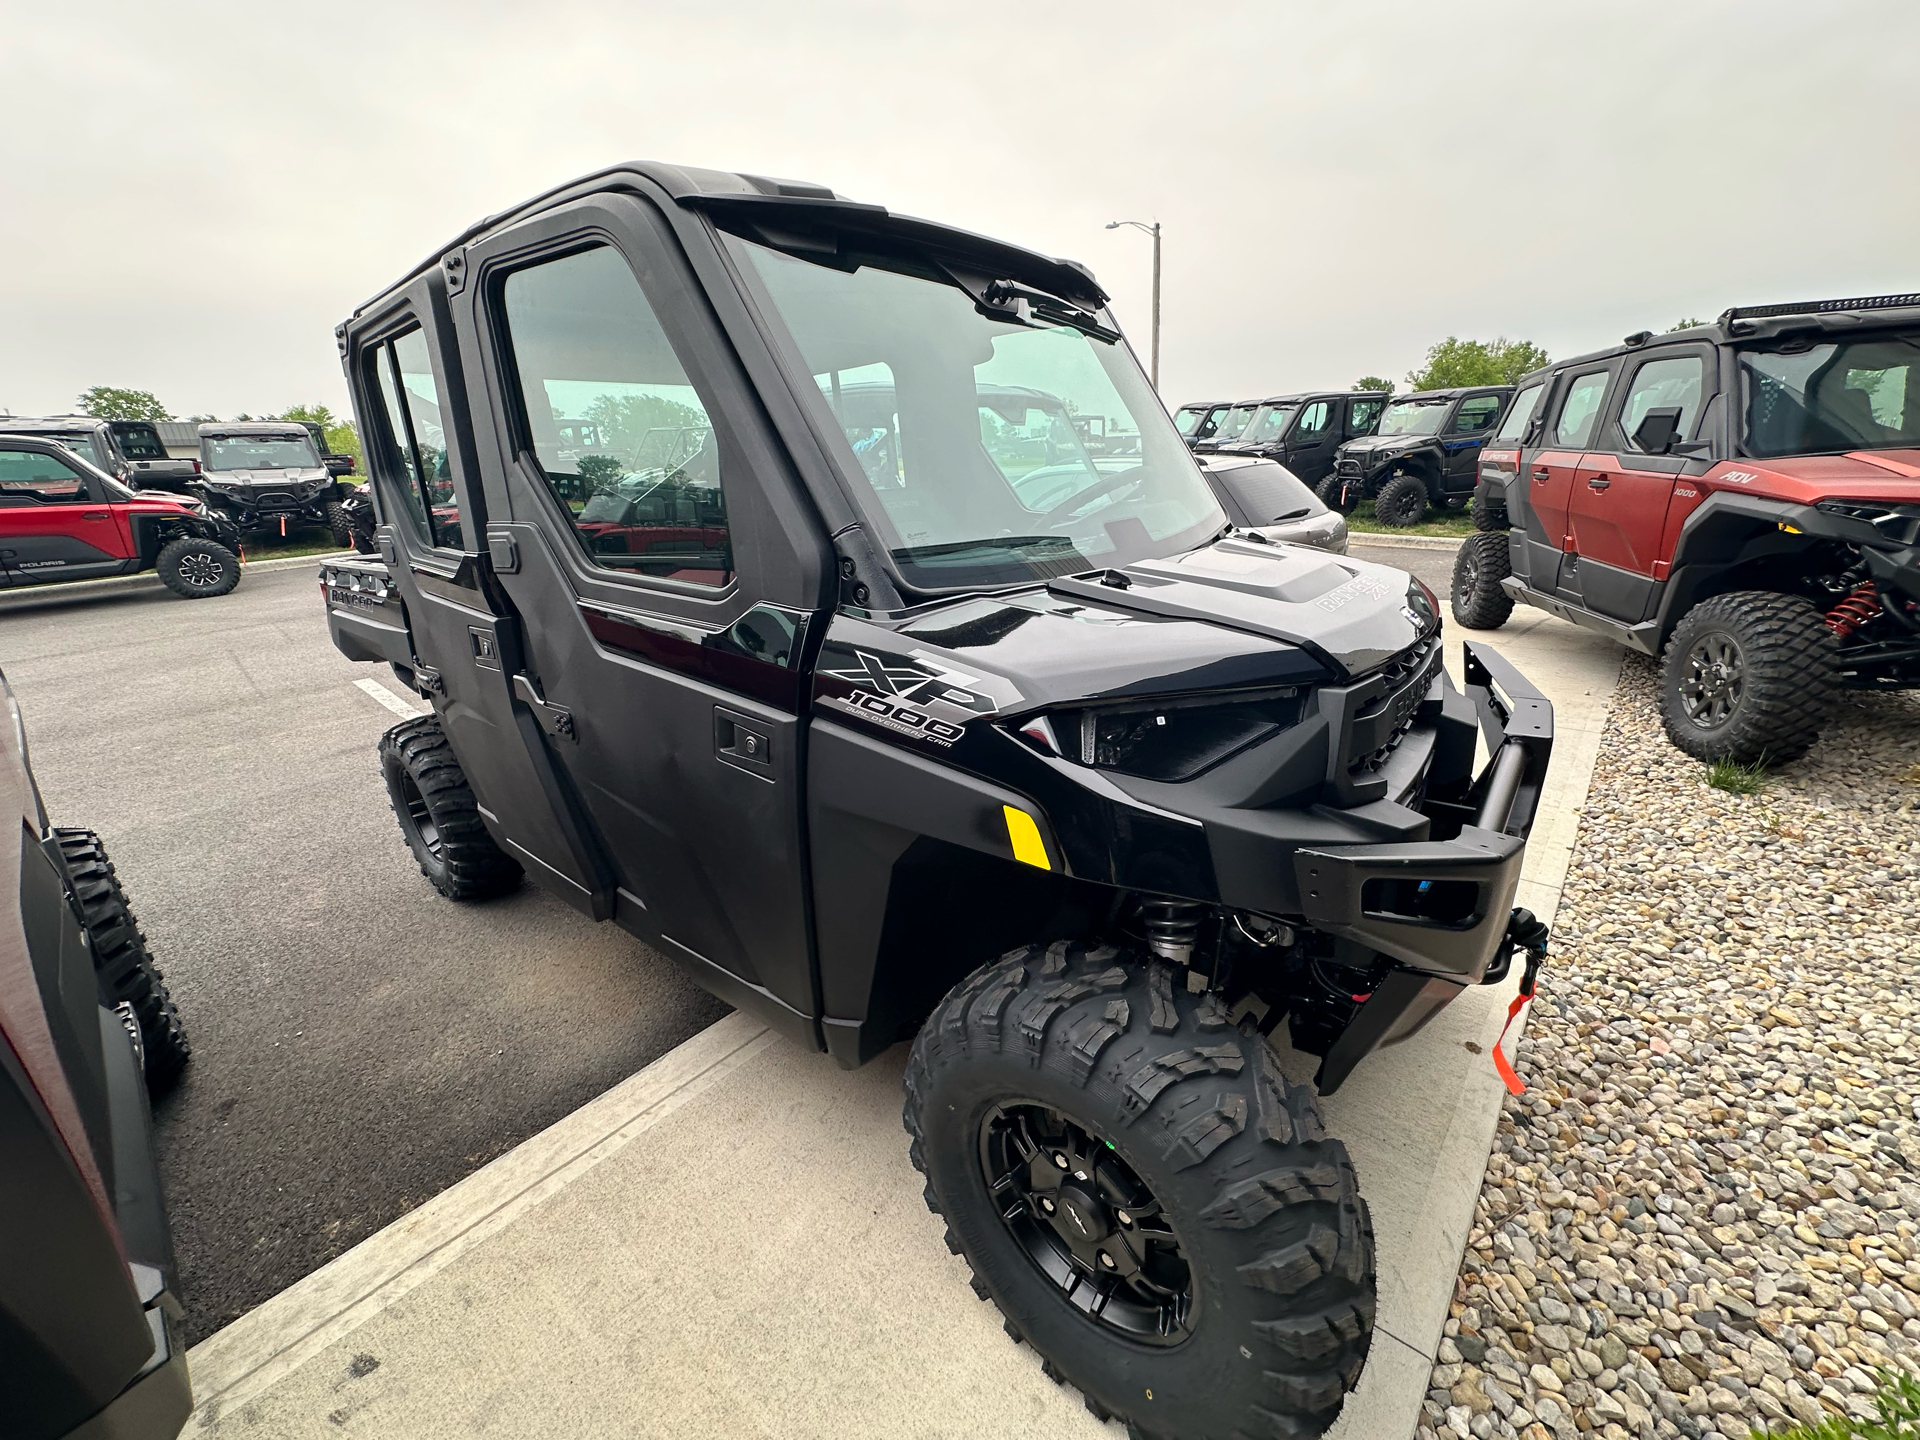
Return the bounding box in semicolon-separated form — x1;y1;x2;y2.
320;163;1556;1440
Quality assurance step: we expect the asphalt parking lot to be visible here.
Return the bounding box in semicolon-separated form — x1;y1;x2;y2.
0;564;728;1346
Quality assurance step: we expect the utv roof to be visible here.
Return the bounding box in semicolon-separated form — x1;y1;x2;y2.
1545;291;1920;374
349;161;1108;325
1251;389;1388;405
1388;386;1513;402
0;416;102;431
196;422;310;437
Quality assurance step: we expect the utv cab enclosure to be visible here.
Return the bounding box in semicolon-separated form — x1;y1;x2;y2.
0;416;202;495
1452;295;1920;764
1330;386;1512;525
1209;390;1388;487
1171;400;1231;449
322;161;1556;1440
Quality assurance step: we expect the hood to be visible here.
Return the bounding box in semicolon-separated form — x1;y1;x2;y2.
1340;434;1420;456
1717;450;1920;503
205;467;329;484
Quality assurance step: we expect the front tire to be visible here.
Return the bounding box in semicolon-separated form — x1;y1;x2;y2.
1314;474;1357;515
905;942;1375;1440
327;500;355;548
1659;591;1840;764
156;536;241;599
55;829;190;1096
1451;531;1515;629
378;714;523;900
1372;472;1429;527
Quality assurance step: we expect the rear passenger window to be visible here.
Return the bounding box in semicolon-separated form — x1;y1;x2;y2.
1553;372;1611;449
1617;355;1705;450
1451;395;1503;433
1495;384;1543;442
497;245;731;589
364;330;463;550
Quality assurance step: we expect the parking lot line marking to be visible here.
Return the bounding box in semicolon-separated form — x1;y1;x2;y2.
353;677;429;720
186;1010;773;1422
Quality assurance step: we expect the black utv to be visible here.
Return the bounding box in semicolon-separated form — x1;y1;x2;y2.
1327;387;1512;525
1;669;193;1440
320;162;1555;1440
1208;391;1389;486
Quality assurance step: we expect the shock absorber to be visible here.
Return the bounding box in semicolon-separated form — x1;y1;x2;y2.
1137;900;1204;966
1825;582;1881;638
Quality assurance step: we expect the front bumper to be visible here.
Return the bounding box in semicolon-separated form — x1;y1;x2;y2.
1301;643;1554;1090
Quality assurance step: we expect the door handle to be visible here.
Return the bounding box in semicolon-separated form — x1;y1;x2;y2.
1586;477;1611;491
82;510;110;520
1531;467;1552;483
513;673;575;741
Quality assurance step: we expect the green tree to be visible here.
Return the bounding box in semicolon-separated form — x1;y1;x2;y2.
277;403;363;469
1406;337;1550;391
1668;317;1704;331
584;393;707;466
76;386;171;421
577;454;626;491
1353;376;1394;395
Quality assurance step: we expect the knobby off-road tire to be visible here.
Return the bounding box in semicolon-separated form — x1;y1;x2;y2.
905;942;1375;1440
1451;531;1515;630
378;715;522;900
156;535;241;599
1659;591;1840;765
1470;492;1508;532
54;829;189;1096
1313;475;1357;516
327;500;355;549
1371;472;1429;528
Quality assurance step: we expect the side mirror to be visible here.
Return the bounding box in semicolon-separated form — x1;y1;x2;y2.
1632;406;1683;455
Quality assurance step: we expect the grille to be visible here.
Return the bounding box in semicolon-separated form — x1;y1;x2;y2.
1349;633;1439;774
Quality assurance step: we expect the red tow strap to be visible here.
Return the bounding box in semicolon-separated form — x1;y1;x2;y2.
1491;984;1533;1096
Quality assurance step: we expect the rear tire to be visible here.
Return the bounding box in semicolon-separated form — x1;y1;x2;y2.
54;829;189;1096
1470;492;1508;532
1314;474;1357;515
1372;472;1429;527
905;942;1375;1440
379;715;522;900
156;536;241;599
1451;532;1515;629
1658;591;1840;764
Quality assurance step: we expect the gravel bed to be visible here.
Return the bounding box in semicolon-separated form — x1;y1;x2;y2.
1417;655;1920;1440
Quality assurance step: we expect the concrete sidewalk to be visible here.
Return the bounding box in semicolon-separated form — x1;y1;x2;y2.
186;614;1623;1440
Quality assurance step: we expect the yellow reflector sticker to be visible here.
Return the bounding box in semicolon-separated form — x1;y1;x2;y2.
1003;806;1050;870
1779;522;1802;534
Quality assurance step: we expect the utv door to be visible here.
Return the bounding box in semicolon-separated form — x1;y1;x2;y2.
1525;366;1616;599
1565;348;1715;623
0;448;137;586
347;291;605;912
458;194;829;1045
1282;398;1338;481
1440;391;1505;499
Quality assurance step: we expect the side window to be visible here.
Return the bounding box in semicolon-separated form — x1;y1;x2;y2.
1294;400;1332;439
1348;398;1384;435
1495;384;1543;442
0;449;86;503
365;332;462;549
1552;371;1612;449
1616;355;1705;451
498;246;731;589
1451;395;1503;434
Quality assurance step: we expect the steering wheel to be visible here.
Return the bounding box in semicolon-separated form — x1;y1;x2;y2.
1039;467;1145;524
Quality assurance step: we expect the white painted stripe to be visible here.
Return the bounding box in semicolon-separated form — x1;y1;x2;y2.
352;677;429;720
186;1010;773;1423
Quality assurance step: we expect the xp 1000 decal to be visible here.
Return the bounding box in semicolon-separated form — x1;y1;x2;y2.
815;642;1001;748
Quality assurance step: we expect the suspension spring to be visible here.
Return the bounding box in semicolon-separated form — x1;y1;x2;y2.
1824;582;1881;638
1137;899;1204;967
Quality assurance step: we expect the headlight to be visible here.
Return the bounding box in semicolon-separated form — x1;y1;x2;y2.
1406;577;1440;631
1012;688;1305;782
1815;500;1920;545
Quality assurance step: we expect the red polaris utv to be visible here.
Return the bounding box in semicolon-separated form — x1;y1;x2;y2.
0;436;244;598
1451;293;1920;762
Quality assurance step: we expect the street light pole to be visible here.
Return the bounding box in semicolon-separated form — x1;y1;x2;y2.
1106;219;1162;392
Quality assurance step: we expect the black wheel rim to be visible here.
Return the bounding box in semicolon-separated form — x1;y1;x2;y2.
979;1101;1196;1345
1679;631;1744;729
1456;551;1479;605
398;771;443;858
180;550;224;587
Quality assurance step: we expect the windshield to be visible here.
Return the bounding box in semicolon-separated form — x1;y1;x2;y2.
1742;331;1920;457
18;431;105;466
109;423;169;459
1239;404;1299;446
1377;398;1450;437
730;236;1222;591
1214;403;1259;441
202;434;321;470
1173;405;1209;436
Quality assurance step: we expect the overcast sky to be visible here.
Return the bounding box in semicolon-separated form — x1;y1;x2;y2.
4;1;1916;422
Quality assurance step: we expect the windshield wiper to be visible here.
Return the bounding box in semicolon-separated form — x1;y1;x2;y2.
901;534;1079;560
976;279;1123;345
